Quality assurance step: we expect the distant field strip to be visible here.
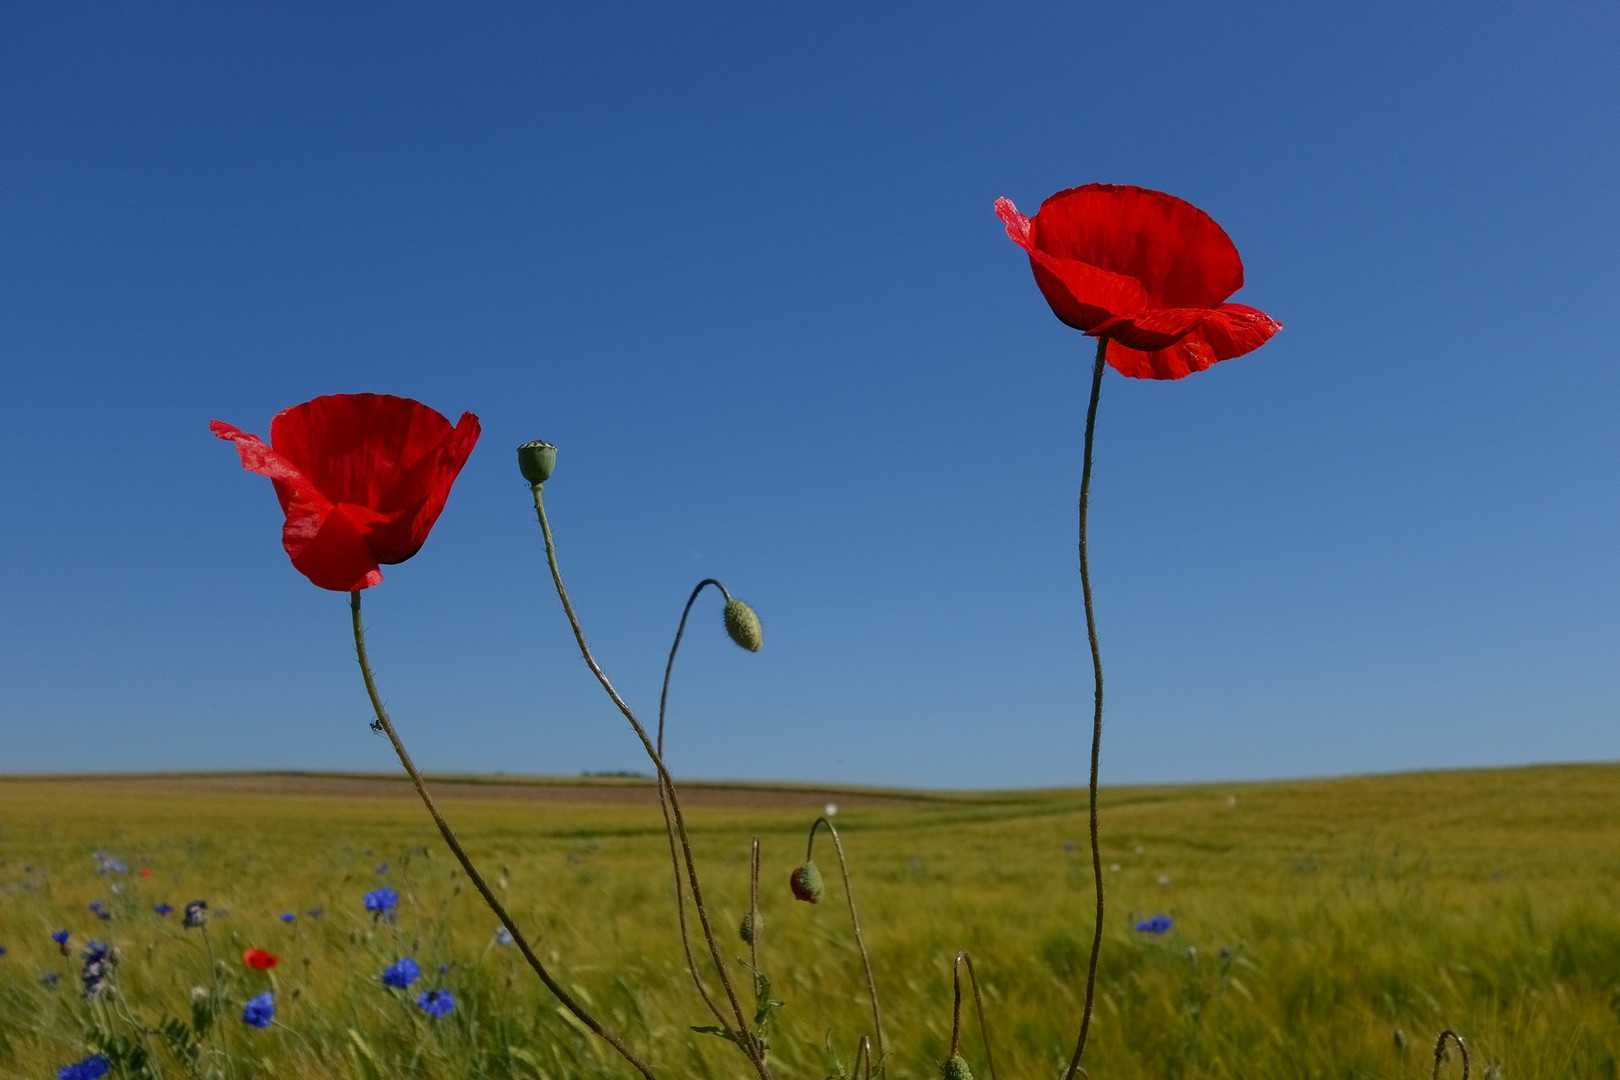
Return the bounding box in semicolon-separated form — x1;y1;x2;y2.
2;765;1617;1079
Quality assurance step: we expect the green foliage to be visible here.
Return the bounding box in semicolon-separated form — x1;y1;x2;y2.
2;765;1618;1079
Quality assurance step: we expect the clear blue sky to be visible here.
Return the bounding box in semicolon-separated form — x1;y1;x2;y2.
3;1;1616;788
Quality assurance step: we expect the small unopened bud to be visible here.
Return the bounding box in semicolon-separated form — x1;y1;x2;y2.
739;911;760;944
942;1054;975;1080
790;861;824;903
517;441;557;485
723;598;763;652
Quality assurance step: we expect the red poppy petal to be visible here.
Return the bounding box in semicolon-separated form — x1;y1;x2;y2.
1024;248;1150;334
281;499;386;591
269;395;457;513
364;411;481;565
994;197;1033;249
215;419;383;589
1033;184;1244;309
1196;303;1281;360
1099;307;1211;352
1103;336;1218;380
211;420;320;501
1102;304;1280;379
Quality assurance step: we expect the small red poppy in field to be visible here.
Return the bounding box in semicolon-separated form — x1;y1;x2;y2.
242;948;280;970
212;394;480;592
995;184;1280;379
140;868;151;878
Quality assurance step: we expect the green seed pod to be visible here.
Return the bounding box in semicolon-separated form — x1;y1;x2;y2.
739;911;760;944
789;861;824;904
517;441;557;485
723;598;763;652
941;1055;975;1080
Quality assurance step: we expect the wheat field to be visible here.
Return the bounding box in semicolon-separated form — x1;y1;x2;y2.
2;765;1617;1079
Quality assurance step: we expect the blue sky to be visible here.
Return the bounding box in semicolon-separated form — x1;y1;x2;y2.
2;1;1616;788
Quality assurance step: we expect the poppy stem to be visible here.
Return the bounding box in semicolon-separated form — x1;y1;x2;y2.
529;486;774;1080
1062;338;1109;1080
347;590;661;1080
949;951;999;1080
806;816;886;1072
654;577;736;1032
1432;1030;1470;1080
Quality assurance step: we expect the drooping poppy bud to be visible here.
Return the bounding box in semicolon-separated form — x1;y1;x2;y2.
739;911;760;944
942;1054;975;1080
723;598;763;652
789;862;824;904
517;440;557;485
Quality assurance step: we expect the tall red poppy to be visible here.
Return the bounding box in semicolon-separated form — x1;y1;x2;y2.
242;948;280;970
212;394;480;592
996;184;1280;379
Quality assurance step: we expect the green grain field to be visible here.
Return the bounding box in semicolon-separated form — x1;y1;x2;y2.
2;765;1618;1079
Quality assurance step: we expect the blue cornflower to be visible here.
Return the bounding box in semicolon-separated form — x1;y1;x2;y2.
57;1053;111;1080
51;930;70;948
80;941;113;998
94;852;128;875
242;991;274;1029
493;926;514;946
381;957;421;989
183;900;208;929
1135;915;1173;934
279;912;296;923
0;944;7;957
416;989;455;1017
89;900;112;921
154;903;173;916
363;887;398;918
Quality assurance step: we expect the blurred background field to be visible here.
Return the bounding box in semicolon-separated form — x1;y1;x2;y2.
2;765;1618;1080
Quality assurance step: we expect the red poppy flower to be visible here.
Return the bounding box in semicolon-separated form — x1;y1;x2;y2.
212;394;480;592
242;948;280;970
995;184;1280;380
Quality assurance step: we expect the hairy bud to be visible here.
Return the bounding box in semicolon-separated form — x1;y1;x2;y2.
789;861;824;904
723;598;763;652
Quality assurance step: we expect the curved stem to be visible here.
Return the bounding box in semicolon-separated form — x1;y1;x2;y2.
1062;338;1109;1080
349;591;658;1080
659;578;729;759
529;486;772;1080
1432;1030;1470;1080
651;579;733;1029
949;951;998;1080
807;817;886;1071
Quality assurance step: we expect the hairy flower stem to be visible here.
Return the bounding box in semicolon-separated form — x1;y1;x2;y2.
948;951;998;1080
1432;1030;1470;1080
348;591;659;1080
651;579;735;1029
1062;338;1109;1080
852;1036;874;1080
806;817;886;1071
530;486;773;1080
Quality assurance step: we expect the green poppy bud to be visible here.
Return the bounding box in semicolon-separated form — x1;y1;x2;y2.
723;598;763;652
739;911;760;944
517;441;557;485
941;1055;975;1080
789;861;824;904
